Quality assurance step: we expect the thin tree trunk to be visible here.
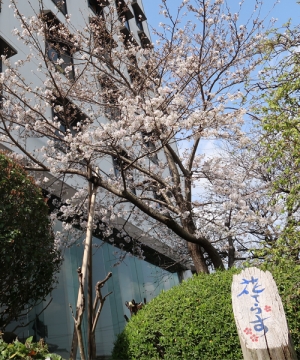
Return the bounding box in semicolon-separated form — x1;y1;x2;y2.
228;236;235;268
87;173;93;360
76;322;86;360
76;269;86;360
88;246;94;360
70;182;98;360
70;322;78;359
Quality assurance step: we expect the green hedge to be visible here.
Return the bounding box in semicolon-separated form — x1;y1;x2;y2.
112;265;300;360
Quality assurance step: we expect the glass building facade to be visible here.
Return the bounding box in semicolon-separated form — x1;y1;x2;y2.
8;234;180;359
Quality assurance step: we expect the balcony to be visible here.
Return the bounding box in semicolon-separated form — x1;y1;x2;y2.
138;29;151;48
115;0;134;21
51;0;67;16
0;36;17;59
132;0;146;31
88;0;109;16
120;26;138;46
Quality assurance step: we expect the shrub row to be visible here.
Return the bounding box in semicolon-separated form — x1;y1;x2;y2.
112;264;300;360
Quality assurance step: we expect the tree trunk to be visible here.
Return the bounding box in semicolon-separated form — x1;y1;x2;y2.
70;323;78;359
228;236;235;269
76;322;86;360
73;268;86;360
87;172;94;360
184;217;224;273
87;237;93;360
187;242;209;274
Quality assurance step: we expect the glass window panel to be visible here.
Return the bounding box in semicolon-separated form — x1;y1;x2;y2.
4;224;179;359
47;44;59;63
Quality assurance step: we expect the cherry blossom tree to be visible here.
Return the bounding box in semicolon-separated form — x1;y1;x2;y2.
0;0;278;276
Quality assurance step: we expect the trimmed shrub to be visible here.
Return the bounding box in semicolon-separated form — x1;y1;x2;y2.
269;262;300;353
112;265;300;360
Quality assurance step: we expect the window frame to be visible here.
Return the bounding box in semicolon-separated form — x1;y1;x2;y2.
51;0;68;16
52;97;87;151
43;11;75;80
135;15;143;32
115;0;134;30
90;16;116;71
128;54;140;84
142;131;159;165
88;0;107;16
153;188;164;208
99;76;121;120
131;0;147;33
46;41;75;80
45;39;75;80
0;36;17;108
112;151;136;194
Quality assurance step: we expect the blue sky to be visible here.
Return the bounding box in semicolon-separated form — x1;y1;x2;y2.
143;0;300;39
141;0;300;171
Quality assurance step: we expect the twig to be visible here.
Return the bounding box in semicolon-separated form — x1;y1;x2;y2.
91;272;113;334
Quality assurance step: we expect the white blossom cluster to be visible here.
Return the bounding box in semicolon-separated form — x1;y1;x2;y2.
0;0;281;271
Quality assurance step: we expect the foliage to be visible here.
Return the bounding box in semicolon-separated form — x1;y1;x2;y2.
112;268;240;360
112;265;300;360
0;0;276;273
0;152;61;328
256;24;300;265
0;336;64;359
261;262;300;352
